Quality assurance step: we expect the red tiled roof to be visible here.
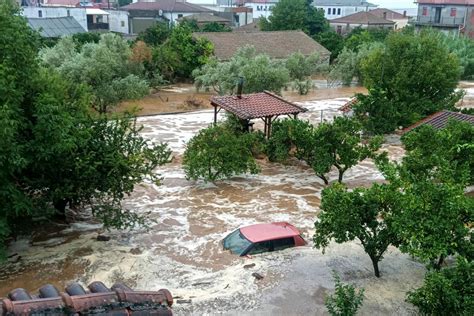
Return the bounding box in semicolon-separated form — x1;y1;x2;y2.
339;97;357;113
400;110;474;134
330;11;395;25
369;8;408;20
121;0;213;13
211;91;307;120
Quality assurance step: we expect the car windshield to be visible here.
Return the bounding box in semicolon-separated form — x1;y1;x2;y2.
223;229;252;255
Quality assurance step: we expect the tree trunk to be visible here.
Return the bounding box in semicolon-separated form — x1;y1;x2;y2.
434;254;445;270
318;174;329;185
370;256;381;278
338;169;344;183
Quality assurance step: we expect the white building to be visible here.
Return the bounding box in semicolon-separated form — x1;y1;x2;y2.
313;0;378;20
243;0;278;19
21;6;130;34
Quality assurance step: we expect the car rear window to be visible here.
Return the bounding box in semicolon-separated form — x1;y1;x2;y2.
223;229;252;255
247;237;296;255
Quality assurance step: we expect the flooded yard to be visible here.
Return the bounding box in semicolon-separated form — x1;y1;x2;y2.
2;82;471;315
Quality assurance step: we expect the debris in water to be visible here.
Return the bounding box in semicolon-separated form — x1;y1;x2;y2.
244;263;256;269
130;247;142;255
192;282;212;287
252;272;264;280
96;235;110;242
177;299;192;304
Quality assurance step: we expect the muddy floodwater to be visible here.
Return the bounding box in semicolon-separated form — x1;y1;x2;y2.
3;82;473;315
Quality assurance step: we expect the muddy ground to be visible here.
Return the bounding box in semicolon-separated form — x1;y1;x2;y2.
0;82;473;315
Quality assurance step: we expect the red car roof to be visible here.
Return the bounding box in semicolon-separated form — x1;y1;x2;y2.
239;222;301;243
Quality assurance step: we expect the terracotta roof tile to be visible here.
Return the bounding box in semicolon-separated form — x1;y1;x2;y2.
211;91;307;119
122;0;212;13
400;110;474;134
193;31;330;60
339;97;357;113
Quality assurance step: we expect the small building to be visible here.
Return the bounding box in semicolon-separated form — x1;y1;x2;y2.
176;13;231;27
329;11;395;35
28;16;86;38
193;30;331;61
369;8;410;29
121;1;214;34
313;0;378;20
413;0;474;39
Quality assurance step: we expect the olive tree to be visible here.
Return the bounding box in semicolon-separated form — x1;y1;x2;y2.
183;124;260;182
286;52;325;95
314;184;401;277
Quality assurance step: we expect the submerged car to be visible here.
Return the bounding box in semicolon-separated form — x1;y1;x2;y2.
222;222;306;256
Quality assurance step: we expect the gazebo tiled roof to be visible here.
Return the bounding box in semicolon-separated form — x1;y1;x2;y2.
400;110;474;134
211;91;307;120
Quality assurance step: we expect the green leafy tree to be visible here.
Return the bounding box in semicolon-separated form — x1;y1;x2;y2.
183;124;260;182
136;21;171;46
325;272;365;316
40;33;150;113
344;27;390;52
193;46;290;95
200;22;232;32
407;257;474;316
260;0;328;36
354;31;462;133
314;183;401;277
286;52;325;94
314;30;344;62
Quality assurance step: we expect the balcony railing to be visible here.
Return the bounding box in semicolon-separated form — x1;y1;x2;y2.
414;16;465;27
87;22;109;30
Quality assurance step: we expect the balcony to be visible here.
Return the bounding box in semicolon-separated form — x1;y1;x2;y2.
87;22;109;31
413;16;465;27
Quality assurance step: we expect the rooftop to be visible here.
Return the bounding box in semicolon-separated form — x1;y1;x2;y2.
177;13;230;23
415;0;474;4
193;31;330;60
313;0;377;7
27;16;86;38
400;110;474;134
240;222;301;243
211;91;307;120
121;0;213;13
369;8;408;20
330;11;395;25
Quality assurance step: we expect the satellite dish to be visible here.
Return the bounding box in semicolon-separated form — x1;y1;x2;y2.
159;9;163;16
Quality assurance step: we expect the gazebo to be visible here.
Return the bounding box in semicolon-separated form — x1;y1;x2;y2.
210;91;307;138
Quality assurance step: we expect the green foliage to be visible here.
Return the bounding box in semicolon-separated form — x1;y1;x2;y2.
136;22;171;46
326;272;365;316
378;123;474;268
183;124;260;182
267;117;382;184
314;183;401;277
328;43;381;86
286;52;325;94
193;46;290;95
72;32;101;48
344;27;390;52
354;31;462;133
200;22;232;32
260;0;329;36
40;33;150;113
407;257;474;316
314;30;344;62
1;1;172;256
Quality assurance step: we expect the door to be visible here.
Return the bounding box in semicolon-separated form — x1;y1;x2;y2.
435;7;441;23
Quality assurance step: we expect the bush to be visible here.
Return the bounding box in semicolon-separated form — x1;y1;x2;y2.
325;272;365;316
183;124;260;182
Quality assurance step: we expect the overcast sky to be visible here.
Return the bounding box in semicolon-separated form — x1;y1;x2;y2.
371;0;417;8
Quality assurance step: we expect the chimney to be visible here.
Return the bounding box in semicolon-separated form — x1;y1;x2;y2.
236;77;244;99
383;12;387;19
403;10;407;18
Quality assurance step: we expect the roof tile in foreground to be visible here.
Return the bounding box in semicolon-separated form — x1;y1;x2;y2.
211;91;307;120
400;110;474;134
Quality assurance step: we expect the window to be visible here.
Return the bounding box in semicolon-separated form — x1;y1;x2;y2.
422;7;428;16
327;8;331;15
67;9;70;17
336;25;342;34
332;8;336;15
450;8;457;17
248;241;274;255
38;10;42;18
177;14;183;18
337;8;341;15
121;21;125;27
273;238;295;251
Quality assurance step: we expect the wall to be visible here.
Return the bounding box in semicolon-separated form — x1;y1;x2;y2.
315;5;374;20
22;7;88;31
245;3;275;19
416;3;468;25
106;10;129;34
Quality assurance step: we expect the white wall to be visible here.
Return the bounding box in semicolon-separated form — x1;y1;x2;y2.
245;3;275;19
316;5;373;20
107;10;129;34
163;12;197;25
22;7;88;31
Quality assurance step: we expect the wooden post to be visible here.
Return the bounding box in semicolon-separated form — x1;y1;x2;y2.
267;116;273;138
213;105;218;125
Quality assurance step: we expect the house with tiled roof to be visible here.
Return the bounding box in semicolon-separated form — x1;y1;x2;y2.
193;30;330;61
177;13;231;27
313;0;378;20
400;110;474;134
329;11;395;35
121;0;214;33
370;8;410;29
